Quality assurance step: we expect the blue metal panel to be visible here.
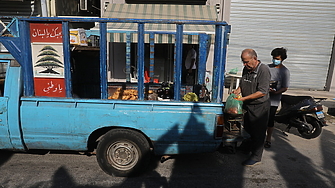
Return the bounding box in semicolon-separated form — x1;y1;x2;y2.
173;24;183;101
19;17;224;26
215;25;231;103
126;32;131;82
7;18;19;37
23;96;225;107
19;97;223;153
19;20;34;97
0;53;14;59
212;25;224;103
198;33;209;85
220;25;231;96
0;97;11;149
62;21;72;98
5;66;24;150
0;37;22;62
149;33;155;81
0;61;12;149
99;22;108;99
137;23;144;100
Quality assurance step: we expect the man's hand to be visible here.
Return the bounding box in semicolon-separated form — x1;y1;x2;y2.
231;87;241;95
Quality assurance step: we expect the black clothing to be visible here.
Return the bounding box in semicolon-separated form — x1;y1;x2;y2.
240;61;271;162
243;100;270;161
267;106;278;128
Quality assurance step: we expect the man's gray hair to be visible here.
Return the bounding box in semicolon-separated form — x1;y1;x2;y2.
242;49;258;58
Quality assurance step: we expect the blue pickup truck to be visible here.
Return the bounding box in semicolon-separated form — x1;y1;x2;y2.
0;17;239;177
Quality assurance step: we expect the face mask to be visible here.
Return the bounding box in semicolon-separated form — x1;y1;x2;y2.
272;59;281;66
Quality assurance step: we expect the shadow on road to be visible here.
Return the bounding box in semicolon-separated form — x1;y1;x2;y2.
0;150;14;167
269;122;335;188
320;129;335;185
16;111;335;187
21;125;335;187
272;132;329;187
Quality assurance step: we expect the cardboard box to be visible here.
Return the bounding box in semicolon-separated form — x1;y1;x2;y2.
70;29;88;46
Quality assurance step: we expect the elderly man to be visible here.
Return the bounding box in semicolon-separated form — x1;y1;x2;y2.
233;49;271;166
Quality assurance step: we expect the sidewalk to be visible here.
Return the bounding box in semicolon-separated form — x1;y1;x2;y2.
285;89;334;100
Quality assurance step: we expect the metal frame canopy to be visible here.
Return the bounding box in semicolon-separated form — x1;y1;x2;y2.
0;17;230;103
101;4;217;44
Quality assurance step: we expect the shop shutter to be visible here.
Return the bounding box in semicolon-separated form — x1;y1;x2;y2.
0;1;40;19
226;0;335;90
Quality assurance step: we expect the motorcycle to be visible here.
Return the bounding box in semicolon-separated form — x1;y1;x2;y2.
275;94;327;139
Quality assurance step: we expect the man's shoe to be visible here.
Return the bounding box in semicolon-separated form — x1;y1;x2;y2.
242;159;261;166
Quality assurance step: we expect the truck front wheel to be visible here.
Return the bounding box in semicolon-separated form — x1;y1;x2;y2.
96;129;151;177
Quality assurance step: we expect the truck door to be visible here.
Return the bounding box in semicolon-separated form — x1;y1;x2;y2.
0;60;11;149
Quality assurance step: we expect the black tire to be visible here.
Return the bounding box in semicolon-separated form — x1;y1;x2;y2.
96;129;151;177
298;116;322;139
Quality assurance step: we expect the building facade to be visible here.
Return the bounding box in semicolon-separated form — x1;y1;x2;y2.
1;0;334;91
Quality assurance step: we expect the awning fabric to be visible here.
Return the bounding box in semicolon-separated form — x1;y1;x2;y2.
101;4;218;44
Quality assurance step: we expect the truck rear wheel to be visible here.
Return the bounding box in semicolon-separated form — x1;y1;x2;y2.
96;129;151;177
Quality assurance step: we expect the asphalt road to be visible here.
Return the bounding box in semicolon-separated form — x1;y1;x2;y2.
1;116;335;188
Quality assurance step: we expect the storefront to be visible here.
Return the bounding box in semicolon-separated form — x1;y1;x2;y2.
226;0;335;90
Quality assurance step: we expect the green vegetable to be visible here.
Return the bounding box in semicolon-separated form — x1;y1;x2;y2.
183;92;198;102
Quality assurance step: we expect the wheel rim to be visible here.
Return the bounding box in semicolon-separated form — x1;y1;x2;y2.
298;116;322;139
304;118;319;135
106;141;139;171
304;123;315;134
301;122;315;135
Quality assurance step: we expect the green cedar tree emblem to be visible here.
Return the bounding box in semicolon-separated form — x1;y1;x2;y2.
35;45;63;74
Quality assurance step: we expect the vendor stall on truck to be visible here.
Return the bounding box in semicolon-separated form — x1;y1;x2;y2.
0;16;242;177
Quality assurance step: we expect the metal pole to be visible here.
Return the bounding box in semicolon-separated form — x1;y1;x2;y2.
137;23;145;100
174;24;183;101
99;22;108;99
62;21;72;98
198;33;209;85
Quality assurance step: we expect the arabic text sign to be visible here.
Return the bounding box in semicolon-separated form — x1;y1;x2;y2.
30;23;63;43
34;78;66;97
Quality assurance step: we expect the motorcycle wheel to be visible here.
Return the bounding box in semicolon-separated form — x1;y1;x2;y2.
298;116;322;139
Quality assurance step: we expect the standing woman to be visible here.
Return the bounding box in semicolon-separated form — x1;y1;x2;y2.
265;47;290;148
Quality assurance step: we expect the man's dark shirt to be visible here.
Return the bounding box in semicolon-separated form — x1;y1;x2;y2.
240;62;271;105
